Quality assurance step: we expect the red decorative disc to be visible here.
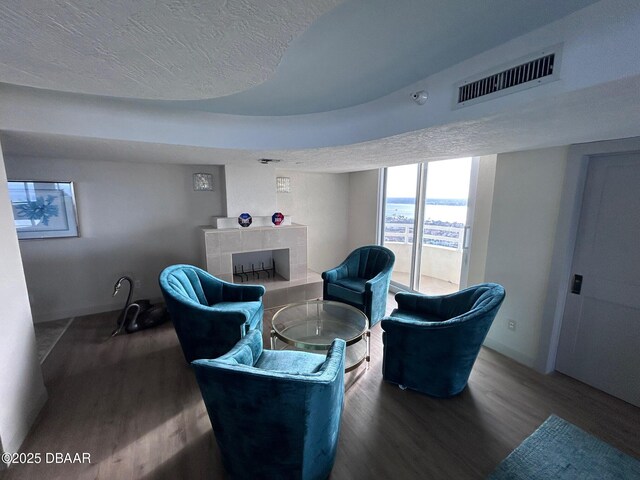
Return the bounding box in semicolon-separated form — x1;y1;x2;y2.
272;212;285;226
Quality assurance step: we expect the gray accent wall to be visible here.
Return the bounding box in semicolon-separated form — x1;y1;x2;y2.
4;156;225;322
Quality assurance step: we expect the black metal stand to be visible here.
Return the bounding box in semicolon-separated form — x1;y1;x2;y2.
233;260;276;282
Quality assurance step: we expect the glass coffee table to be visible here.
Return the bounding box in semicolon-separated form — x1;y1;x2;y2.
270;300;370;372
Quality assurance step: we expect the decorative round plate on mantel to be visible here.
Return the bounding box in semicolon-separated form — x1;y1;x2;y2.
272;212;285;226
238;213;252;228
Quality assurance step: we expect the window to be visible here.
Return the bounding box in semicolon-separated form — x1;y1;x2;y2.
380;158;474;294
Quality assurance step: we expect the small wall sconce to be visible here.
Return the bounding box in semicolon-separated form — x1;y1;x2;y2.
276;177;291;193
193;173;214;191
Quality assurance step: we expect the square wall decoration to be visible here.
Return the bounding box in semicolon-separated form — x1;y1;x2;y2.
8;181;79;239
193;173;214;191
276;176;291;193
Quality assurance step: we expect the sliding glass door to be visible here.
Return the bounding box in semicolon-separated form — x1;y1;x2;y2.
381;164;419;287
381;158;475;295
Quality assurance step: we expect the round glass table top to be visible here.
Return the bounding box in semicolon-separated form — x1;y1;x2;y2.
271;300;368;350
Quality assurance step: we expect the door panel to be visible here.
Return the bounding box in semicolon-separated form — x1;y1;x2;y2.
382;164;419;289
417;158;472;295
556;152;640;406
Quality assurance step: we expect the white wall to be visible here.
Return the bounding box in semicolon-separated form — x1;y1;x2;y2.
5;156;225;322
224;163;276;217
467;155;497;286
276;170;350;272
0;145;47;459
483;146;569;367
347;169;380;250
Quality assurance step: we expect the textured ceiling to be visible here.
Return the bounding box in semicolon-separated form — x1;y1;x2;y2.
0;0;342;100
0;0;596;111
173;0;598;115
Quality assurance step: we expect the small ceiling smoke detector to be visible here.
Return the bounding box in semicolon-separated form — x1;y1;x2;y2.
258;158;281;165
410;90;428;105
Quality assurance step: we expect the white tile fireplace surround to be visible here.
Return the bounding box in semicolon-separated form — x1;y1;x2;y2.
201;224;322;308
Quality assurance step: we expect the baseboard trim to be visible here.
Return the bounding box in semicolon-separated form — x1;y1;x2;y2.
32;297;165;323
483;337;536;369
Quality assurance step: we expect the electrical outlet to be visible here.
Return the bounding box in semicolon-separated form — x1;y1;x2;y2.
508;319;516;331
134;279;142;289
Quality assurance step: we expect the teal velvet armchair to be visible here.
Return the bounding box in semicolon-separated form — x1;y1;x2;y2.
322;245;395;328
192;329;346;480
381;283;505;397
159;264;265;363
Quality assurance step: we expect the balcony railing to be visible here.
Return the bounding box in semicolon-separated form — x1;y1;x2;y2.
384;222;464;251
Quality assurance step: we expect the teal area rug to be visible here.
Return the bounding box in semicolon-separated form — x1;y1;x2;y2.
489;415;640;479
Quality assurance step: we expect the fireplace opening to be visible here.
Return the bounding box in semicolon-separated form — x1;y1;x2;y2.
232;249;290;283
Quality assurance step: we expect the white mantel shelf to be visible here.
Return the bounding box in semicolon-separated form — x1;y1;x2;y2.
201;223;301;233
210;215;293;229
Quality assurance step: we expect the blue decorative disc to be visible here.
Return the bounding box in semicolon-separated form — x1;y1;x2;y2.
238;213;252;227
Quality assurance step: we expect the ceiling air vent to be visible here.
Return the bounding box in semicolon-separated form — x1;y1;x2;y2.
455;46;561;108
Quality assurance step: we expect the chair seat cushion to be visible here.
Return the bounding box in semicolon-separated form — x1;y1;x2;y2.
255;349;326;374
334;277;368;292
327;278;367;305
214;301;263;327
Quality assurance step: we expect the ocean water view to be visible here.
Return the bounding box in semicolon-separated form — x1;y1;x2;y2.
386;201;467;224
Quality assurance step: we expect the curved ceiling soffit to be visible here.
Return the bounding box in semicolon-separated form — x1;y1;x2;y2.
0;0;344;100
164;0;599;115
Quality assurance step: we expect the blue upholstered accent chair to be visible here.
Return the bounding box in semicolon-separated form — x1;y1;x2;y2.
381;283;505;397
159;264;265;363
322;245;395;328
192;329;346;480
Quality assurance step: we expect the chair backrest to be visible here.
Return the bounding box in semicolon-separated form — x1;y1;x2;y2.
160;264;227;307
160;264;208;305
349;245;395;279
192;331;345;479
382;283;505;397
159;264;254;362
454;283;505;322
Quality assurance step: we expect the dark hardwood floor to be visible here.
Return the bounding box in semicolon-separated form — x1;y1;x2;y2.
2;307;639;480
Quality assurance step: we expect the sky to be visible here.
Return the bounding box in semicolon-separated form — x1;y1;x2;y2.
386;157;472;199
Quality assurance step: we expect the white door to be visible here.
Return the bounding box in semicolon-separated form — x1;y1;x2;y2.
556;152;640;406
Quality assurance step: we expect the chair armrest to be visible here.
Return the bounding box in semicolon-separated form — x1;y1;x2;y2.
322;264;349;283
215;329;263;366
365;269;391;291
314;339;346;383
222;282;266;302
209;302;259;327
